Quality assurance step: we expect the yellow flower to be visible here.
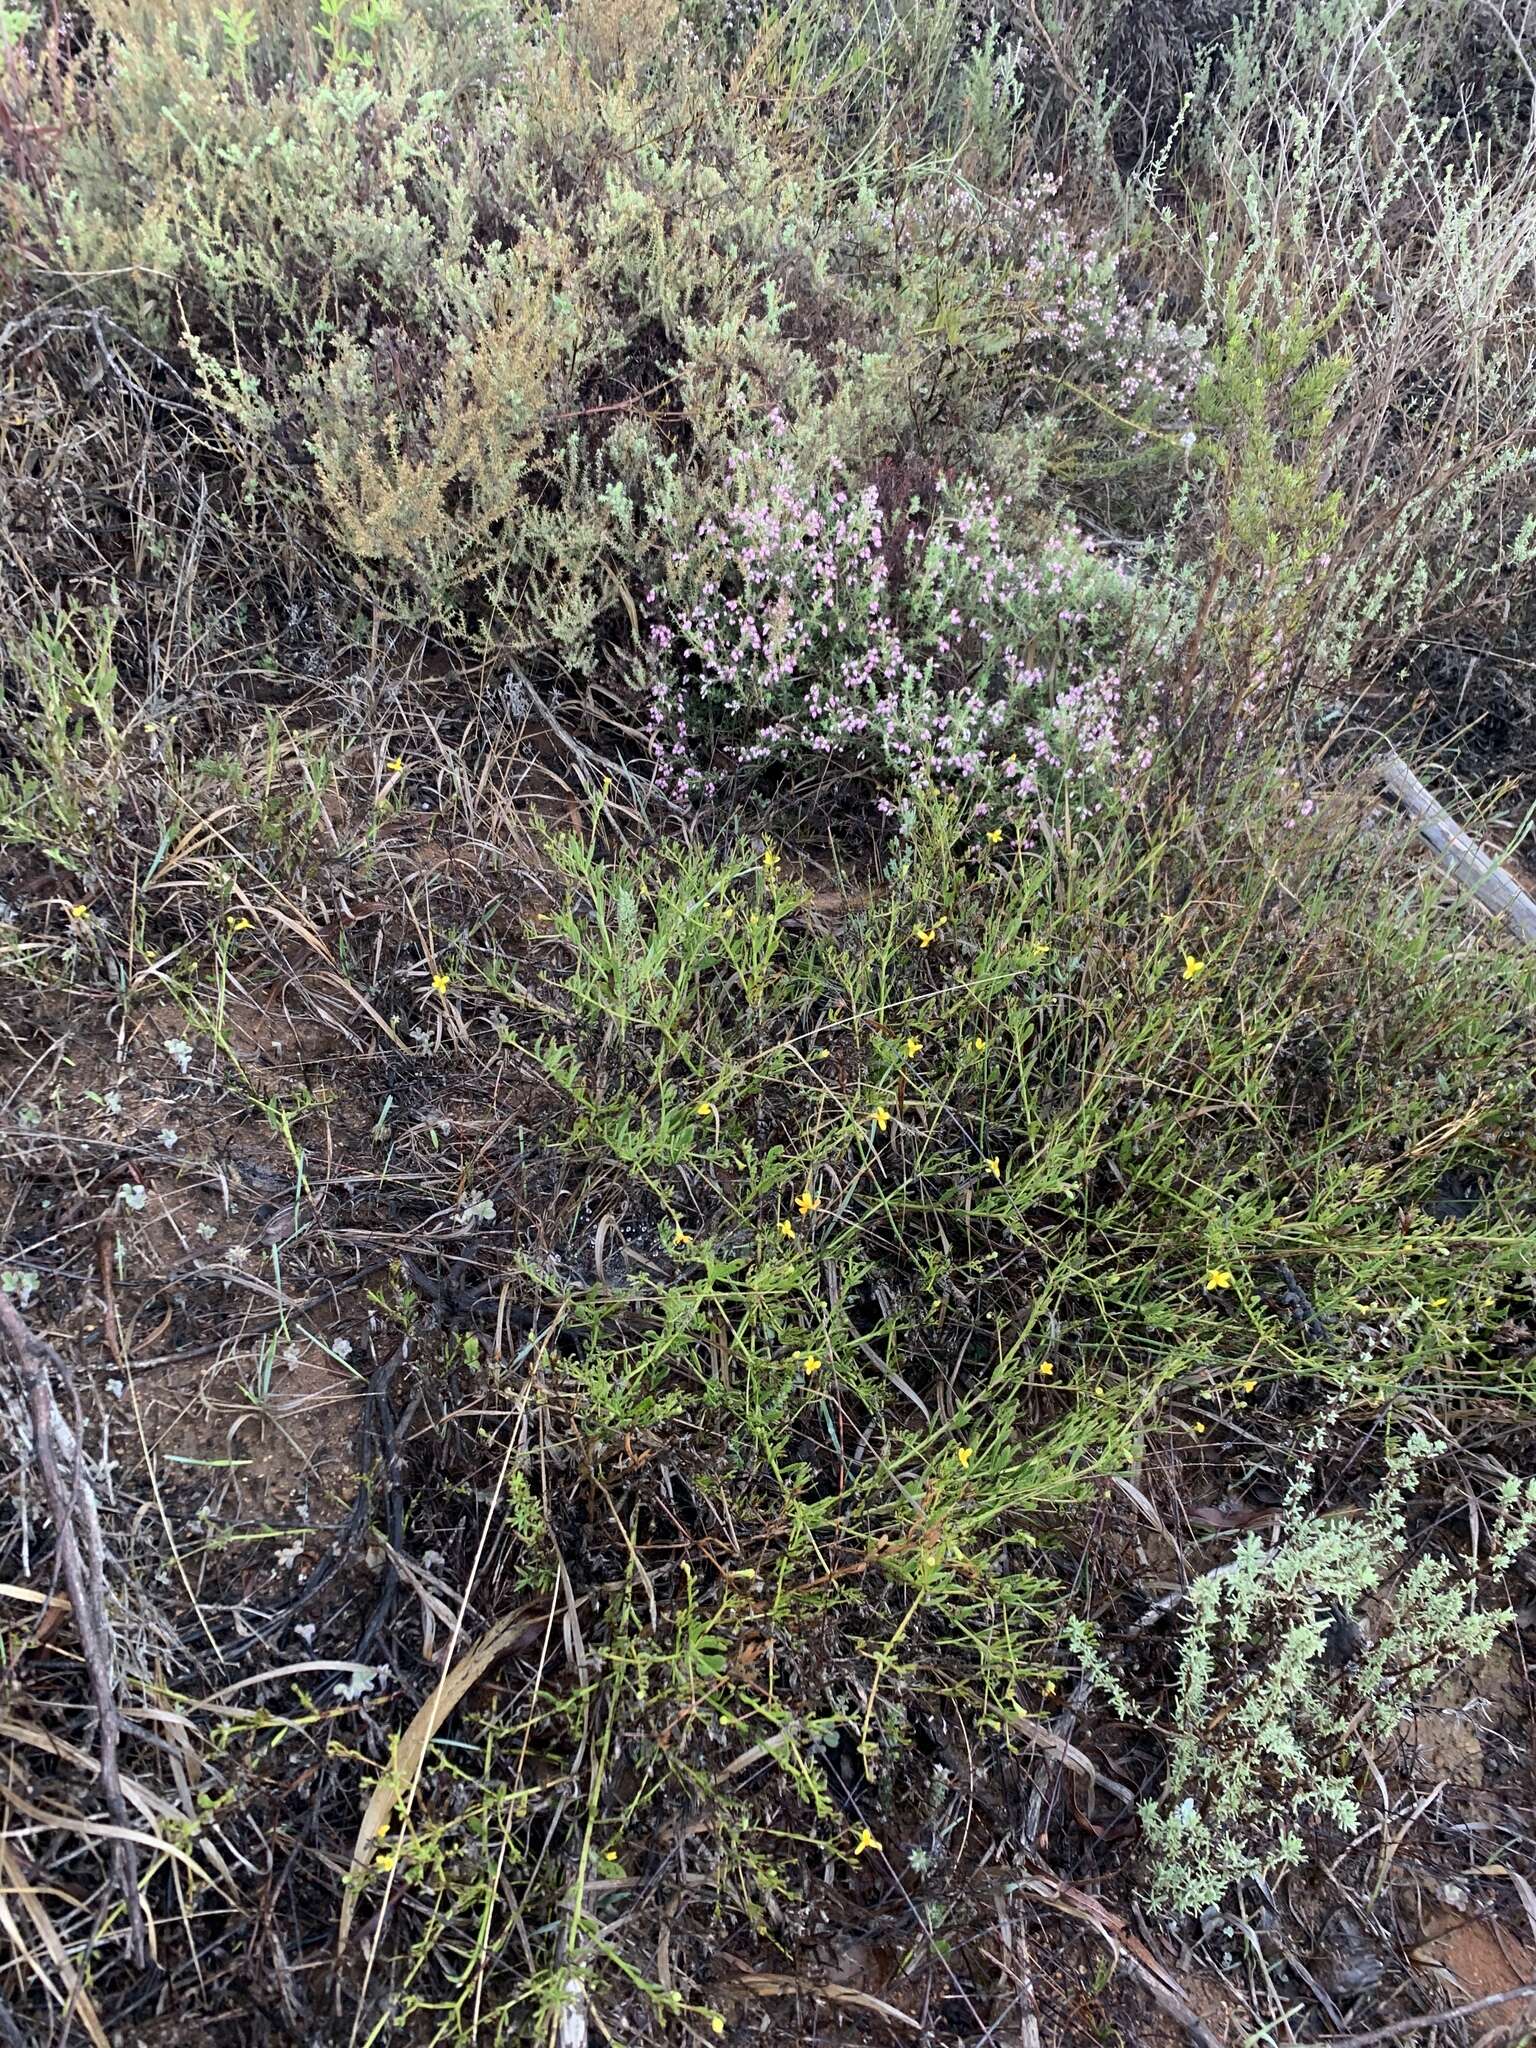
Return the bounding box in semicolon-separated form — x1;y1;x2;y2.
674;1230;694;1248
1182;953;1206;982
800;1352;823;1377
1038;1360;1055;1378
972;1036;987;1052
904;1036;922;1058
761;843;780;871
1429;1296;1450;1309
711;2021;725;2038
852;1826;881;1856
1204;1268;1234;1291
226;914;254;931
1192;1420;1207;1434
872;1105;891;1133
956;1445;973;1468
793;1188;818;1216
778;1219;796;1239
914;925;937;948
1094;1383;1107;1397
1028;939;1050;960
983;1155;1001;1178
986;828;1003;844
430;972;451;997
1240;1378;1256;1393
602;1848;619;1863
67;902;90;921
386;756;406;773
695;1099;715;1117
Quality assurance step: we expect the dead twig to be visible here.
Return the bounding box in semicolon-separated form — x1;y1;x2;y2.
991;1908;1043;2048
1006;1709;1136;1806
1296;1983;1536;2045
730;1966;923;2032
510;661;665;818
0;1292;145;1965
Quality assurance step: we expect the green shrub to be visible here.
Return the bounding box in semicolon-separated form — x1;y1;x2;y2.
8;0;1200;665
1163;1;1536;709
6;0;1534;753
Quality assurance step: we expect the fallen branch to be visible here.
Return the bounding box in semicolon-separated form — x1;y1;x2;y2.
1377;750;1536;944
0;1293;145;1965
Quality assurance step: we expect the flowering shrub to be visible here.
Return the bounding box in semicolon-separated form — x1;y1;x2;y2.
648;455;1156;828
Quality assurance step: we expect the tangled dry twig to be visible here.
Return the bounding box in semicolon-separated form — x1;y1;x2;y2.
1298;1982;1536;2046
0;1292;145;1965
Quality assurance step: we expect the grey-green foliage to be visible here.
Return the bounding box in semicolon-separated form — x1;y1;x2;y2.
1170;0;1536;684
1073;1433;1536;1916
11;0;1200;659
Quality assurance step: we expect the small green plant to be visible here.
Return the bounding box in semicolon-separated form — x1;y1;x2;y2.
0;611;124;868
1074;1433;1536;1916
